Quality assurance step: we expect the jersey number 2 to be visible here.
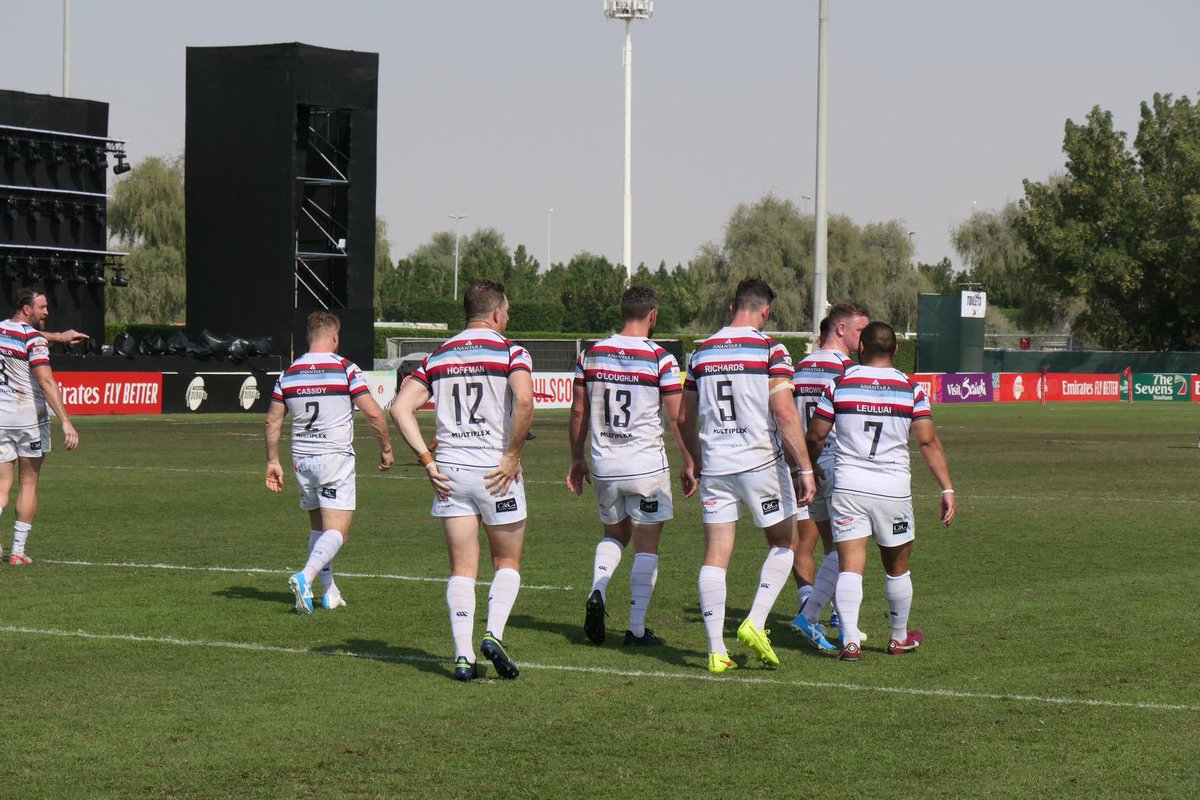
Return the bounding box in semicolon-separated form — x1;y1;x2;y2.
304;401;320;431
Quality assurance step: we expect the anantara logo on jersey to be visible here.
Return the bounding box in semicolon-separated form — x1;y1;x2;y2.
238;377;260;410
56;372;163;415
185;377;207;411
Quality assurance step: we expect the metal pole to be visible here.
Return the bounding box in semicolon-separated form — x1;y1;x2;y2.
62;0;71;97
449;214;467;300
812;0;830;340
546;208;554;271
623;19;634;283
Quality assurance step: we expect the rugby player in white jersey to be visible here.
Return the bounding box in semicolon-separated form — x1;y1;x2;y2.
392;281;534;682
0;288;80;564
790;302;869;651
265;311;394;613
806;321;955;662
567;286;696;647
680;278;817;674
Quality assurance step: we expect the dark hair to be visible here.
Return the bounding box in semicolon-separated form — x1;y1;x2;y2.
464;280;507;320
12;287;41;314
306;310;341;342
827;302;869;330
732;278;775;312
859;321;898;359
621;286;658;322
818;316;831;344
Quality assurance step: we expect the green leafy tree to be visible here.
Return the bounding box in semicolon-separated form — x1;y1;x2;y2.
917;257;956;295
556;253;627;332
1019;94;1200;349
106;155;186;324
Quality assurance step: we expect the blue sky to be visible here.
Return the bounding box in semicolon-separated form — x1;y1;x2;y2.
4;1;1197;274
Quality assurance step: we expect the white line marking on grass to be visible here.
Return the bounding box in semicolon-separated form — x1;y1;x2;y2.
35;559;573;591
1;625;1194;713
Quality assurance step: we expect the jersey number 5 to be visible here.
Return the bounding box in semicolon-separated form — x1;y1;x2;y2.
716;379;737;422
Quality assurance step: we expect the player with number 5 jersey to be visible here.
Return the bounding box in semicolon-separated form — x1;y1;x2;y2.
265;311;394;615
681;278;816;674
806;321;955;663
391;281;534;682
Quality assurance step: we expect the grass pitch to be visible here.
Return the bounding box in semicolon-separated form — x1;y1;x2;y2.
1;404;1197;798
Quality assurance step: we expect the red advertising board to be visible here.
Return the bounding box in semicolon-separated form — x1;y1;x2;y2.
996;373;1042;402
57;372;163;415
994;373;1122;403
908;374;937;403
1192;375;1200;403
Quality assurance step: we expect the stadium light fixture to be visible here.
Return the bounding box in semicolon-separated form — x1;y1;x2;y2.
603;0;653;283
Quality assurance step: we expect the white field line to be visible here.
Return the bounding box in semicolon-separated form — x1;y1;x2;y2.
1;624;1195;714
36;558;573;591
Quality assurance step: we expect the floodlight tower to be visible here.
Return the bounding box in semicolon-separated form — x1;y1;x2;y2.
603;0;653;283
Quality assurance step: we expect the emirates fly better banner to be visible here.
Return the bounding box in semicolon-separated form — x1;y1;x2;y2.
57;372;163;415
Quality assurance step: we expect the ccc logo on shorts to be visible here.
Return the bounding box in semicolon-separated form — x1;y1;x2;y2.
760;498;780;514
320;487;338;500
892;520;909;535
495;498;518;513
30;441;42;452
639;499;659;513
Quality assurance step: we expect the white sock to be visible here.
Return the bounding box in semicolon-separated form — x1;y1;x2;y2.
747;547;794;629
302;530;344;584
885;571;914;641
835;572;864;646
486;568;521;640
446;576;476;660
804;550;840;623
12;520;31;556
309;530;337;596
627;552;659;636
698;565;728;654
796;584;813;615
591;537;624;601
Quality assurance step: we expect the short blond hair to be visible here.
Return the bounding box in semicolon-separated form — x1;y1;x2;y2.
306;311;341;343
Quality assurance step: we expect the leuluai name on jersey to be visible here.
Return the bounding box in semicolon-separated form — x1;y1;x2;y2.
410;329;533;469
574;334;681;479
0;320;50;429
684;326;793;476
272;352;370;457
794;348;853;460
813;364;932;499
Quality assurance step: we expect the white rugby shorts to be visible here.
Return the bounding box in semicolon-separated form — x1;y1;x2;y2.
0;420;51;463
806;459;836;523
829;490;915;547
293;452;357;511
593;470;673;526
700;458;796;528
432;465;527;526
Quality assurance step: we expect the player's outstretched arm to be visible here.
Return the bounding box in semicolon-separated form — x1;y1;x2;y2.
31;366;78;451
913;418;955;526
769;384;814;504
663;391;696;498
42;330;91;345
566;382;591;495
263;400;286;492
353;392;394;471
487;369;534;496
390;377;450;498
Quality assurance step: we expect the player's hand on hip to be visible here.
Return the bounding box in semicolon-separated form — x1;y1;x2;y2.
485;455;521;496
62;422;79;451
379;448;394;471
425;460;451;499
566;458;591;495
265;461;285;493
940;491;956;527
795;472;816;506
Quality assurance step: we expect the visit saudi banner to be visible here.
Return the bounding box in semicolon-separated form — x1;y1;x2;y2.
1131;373;1191;402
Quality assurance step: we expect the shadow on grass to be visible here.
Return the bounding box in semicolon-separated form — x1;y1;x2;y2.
214;585;295;605
505;612;700;670
311;638;450;678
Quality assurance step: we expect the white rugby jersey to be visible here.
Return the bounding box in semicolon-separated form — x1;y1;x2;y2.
271;352;370;458
574;334;681;479
793;348;853;459
0;319;50;430
684;326;793;476
410;328;533;469
813;364;932;499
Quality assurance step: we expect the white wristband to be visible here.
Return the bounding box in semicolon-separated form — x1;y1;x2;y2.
941;489;955;495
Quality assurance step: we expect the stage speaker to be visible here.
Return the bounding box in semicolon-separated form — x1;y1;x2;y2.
185;43;379;368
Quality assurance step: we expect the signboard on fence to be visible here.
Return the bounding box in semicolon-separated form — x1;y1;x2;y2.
908;373;936;402
1131;373;1191;402
936;373;993;404
362;370;398;410
57;372;163;415
1043;373;1122;402
532;372;575;409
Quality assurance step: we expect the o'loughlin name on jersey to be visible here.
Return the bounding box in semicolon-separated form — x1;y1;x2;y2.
411;329;533;470
272;352;370;457
793;348;853;454
684;326;793;476
813;365;931;498
574;335;681;479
